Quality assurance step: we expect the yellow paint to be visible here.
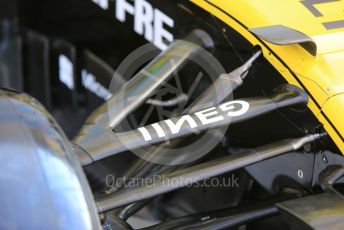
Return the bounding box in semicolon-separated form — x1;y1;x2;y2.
190;0;344;153
322;94;344;152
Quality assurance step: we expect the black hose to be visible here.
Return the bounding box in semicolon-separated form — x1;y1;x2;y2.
194;207;278;230
143;205;278;230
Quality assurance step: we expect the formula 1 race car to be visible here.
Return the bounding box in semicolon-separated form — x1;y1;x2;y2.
1;0;344;229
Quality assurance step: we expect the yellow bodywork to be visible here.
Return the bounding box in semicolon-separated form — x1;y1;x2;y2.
190;0;344;153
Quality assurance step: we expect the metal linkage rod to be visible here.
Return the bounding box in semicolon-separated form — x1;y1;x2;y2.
96;133;326;213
